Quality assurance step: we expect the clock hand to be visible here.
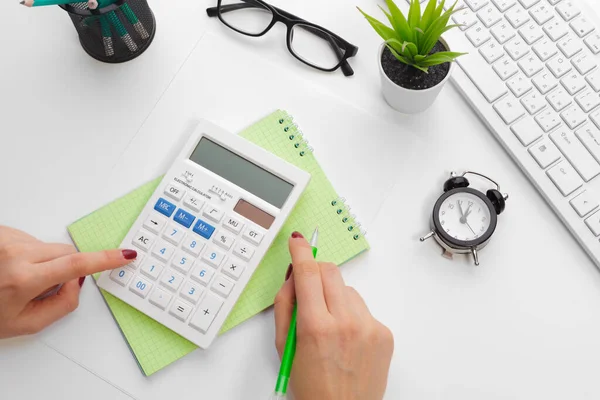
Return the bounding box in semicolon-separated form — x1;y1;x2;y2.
466;221;476;236
464;204;473;219
457;201;466;224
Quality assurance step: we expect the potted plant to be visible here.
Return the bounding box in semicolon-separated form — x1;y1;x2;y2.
358;0;465;114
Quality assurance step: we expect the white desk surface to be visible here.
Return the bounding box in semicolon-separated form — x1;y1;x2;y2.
2;0;600;399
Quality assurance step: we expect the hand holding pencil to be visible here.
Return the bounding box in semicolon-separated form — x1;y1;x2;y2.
272;231;394;400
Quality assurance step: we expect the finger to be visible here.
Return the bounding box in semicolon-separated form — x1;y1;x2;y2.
274;268;296;357
0;226;40;245
288;232;327;316
346;286;372;320
28;243;77;263
14;279;81;335
34;249;137;289
319;262;348;316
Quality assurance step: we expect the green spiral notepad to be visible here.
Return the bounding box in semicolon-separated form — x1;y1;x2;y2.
67;110;370;376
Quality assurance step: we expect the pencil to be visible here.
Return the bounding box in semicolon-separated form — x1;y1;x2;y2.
20;0;86;7
121;3;149;39
99;15;114;56
106;10;138;52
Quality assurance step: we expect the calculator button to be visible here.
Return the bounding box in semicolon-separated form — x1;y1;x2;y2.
129;277;152;298
164;184;185;201
132;229;156;251
169;299;193;322
184;194;204;212
233;242;255;261
140;259;164;280
171;250;194;274
152;239;175;262
190;264;215;286
189;294;224;333
180;281;203;304
173;208;196;229
203;205;223;223
243;227;264;246
160;269;185;292
202;246;226;268
181;234;205;257
222;258;246;280
154;197;176;218
128;254;145;270
223;215;244;234
193;218;216;240
110;267;133;286
149;288;172;310
213;230;235;250
143;214;166;234
163;223;186;245
211;275;235;298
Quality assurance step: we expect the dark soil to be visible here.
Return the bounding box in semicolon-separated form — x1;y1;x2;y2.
381;41;451;90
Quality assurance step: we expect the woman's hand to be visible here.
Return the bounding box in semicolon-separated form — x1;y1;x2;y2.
274;232;394;400
0;225;137;339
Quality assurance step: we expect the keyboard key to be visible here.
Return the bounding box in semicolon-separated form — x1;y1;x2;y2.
152;238;175;262
243;226;265;245
453;7;479;30
491;0;515;12
203;205;224;223
511;116;544;145
570;16;595;38
193;218;216;240
173;208;196;229
585;69;600;92
506;6;530;28
183;194;204;212
519;22;544;45
154;197;176;218
222;258;246;281
465;0;488;11
547;160;583;195
132;229;156;251
164;184;185;201
180;281;203;304
505;37;530;60
571;52;596;75
585;211;600;236
171;250;194;274
585;33;600;54
533;38;558;61
507;74;533;97
493;57;519;80
528;2;553;25
547;55;572;78
518;54;543;77
533;70;558;94
535;108;561;131
477;5;502;27
160;269;184;292
110;267;133;286
129;277;152;299
233;242;256;261
169;299;193;322
181;234;205;257
571;190;599;217
592;109;600;129
202;246;226;268
223;215;244;234
494;94;526;124
529;139;562;168
143;214;166;234
211;275;235;298
521;89;547;114
213;230;236;250
189;294;224;333
560;72;586;95
556;1;580;22
575;91;600;113
491;21;516;44
479;40;505;63
543;19;569;41
457;54;508;102
561;104;587;129
191;264;215;286
547;87;572;111
163;223;186;245
149;288;172;310
140;259;164;280
576;124;600;163
557;34;583;58
467;23;492;47
550;127;600;181
547;0;562;4
517;0;538;8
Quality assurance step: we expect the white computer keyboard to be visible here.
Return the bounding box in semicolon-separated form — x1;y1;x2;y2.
414;0;600;266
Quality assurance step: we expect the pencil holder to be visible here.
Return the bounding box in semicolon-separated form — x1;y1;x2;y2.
60;0;156;63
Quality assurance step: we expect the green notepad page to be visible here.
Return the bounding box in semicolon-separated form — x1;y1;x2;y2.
67;110;370;376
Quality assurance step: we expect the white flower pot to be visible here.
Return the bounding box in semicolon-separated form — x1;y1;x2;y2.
378;38;454;114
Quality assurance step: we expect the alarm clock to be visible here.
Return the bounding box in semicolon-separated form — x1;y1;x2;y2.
420;171;508;266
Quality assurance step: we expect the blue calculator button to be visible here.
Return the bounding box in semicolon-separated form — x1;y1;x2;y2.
174;208;196;228
154;198;176;218
193;219;215;239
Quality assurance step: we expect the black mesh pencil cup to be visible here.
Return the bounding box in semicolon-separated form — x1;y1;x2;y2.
60;0;156;63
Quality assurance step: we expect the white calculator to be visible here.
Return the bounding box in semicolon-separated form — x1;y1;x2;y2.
97;120;310;349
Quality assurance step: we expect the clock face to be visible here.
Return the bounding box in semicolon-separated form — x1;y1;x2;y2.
437;191;493;243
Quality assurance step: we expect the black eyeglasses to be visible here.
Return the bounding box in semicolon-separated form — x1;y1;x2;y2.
206;0;358;76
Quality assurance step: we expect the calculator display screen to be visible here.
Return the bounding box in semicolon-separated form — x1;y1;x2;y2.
189;138;294;208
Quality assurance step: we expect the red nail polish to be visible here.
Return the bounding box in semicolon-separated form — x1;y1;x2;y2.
78;277;86;287
285;264;293;281
291;231;304;239
122;249;138;260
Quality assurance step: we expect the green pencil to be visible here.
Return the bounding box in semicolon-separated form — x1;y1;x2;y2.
20;0;85;7
121;3;149;39
99;15;114;57
107;10;138;52
272;228;319;399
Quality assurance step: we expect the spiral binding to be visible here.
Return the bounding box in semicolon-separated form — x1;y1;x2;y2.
279;111;366;241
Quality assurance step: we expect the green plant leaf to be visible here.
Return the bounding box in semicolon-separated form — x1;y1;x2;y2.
407;0;421;29
418;6;458;55
418;51;466;66
387;38;419;62
432;0;446;21
386;43;429;72
384;0;414;43
420;0;439;32
357;7;398;42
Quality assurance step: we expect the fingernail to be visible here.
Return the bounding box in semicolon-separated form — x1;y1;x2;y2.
122;249;138;260
285;264;293;281
78;276;86;287
291;231;304;239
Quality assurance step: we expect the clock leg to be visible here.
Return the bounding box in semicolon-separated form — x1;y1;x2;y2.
471;248;480;266
420;231;435;242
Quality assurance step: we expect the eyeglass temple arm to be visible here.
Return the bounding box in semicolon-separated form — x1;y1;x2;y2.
206;3;356;76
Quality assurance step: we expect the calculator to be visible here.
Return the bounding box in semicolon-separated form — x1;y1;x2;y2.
97;120;310;349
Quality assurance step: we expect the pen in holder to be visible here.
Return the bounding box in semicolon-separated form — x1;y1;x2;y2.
60;0;156;63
